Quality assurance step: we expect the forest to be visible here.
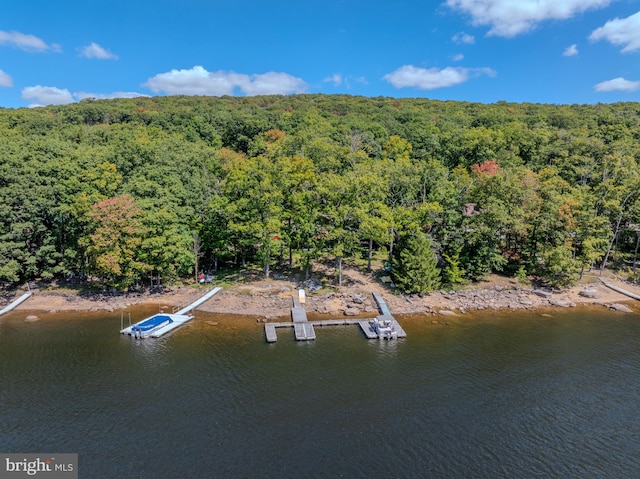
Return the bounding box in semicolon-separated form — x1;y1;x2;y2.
1;94;640;293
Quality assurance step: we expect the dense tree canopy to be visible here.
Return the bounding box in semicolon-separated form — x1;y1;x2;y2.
1;94;640;291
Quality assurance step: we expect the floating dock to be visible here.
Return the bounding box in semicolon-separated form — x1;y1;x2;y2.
121;313;194;338
358;320;379;339
265;319;360;343
357;316;407;339
264;291;406;342
265;323;278;342
294;322;316;340
292;291;315;340
121;287;222;338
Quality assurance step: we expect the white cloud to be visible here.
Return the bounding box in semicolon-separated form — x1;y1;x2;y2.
143;66;307;96
241;72;307;95
144;66;241;95
452;32;475;44
590;11;640;53
594;77;640;92
75;91;148;100
453;53;465;61
79;42;118;60
323;74;368;89
0;30;60;52
324;73;343;86
445;0;612;37
563;44;579;56
22;86;74;106
0;70;13;87
21;86;147;106
383;65;495;90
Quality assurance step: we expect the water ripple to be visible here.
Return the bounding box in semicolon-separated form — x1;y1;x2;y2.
2;311;640;478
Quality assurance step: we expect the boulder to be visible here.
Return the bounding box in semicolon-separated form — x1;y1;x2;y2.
609;303;633;313
534;289;553;298
579;287;599;299
351;294;365;304
549;299;575;308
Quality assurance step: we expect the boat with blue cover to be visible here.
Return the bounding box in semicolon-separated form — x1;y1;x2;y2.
120;286;222;338
122;313;194;338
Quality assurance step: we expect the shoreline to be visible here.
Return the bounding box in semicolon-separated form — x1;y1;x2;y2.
3;274;638;320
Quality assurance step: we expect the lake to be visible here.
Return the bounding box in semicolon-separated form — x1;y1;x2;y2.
1;307;640;478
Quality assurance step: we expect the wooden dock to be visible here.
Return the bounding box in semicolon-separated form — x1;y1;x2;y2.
362;294;407;340
265;290;317;342
291;303;315;340
357;317;407;339
293;295;301;308
292;306;307;322
294;322;316;340
265;323;277;343
372;292;392;316
358;320;378;339
263;291;406;342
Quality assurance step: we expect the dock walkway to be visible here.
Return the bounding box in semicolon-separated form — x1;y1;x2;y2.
265;290;316;343
372;292;392;316
264;291;406;342
0;292;32;316
174;287;222;315
292;294;315;340
121;286;222;338
600;279;640;302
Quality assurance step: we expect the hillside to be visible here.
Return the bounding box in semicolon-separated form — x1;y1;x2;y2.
1;94;640;293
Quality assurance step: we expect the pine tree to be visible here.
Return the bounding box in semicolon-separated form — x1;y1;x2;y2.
392;232;441;294
442;251;466;287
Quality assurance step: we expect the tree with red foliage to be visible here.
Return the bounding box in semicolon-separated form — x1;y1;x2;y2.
470;160;500;176
82;194;149;289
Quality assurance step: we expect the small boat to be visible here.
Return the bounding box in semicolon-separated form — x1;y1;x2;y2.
120;313;194;339
371;316;398;340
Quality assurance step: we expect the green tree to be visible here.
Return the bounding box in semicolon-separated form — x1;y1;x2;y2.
540;244;581;288
392;230;441;294
222;154;284;277
442;250;466;287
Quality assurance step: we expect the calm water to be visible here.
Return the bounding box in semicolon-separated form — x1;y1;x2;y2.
1;307;640;478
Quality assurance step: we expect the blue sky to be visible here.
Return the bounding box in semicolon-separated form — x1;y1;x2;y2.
0;0;639;108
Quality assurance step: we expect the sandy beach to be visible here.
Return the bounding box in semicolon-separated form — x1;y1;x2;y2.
3;267;639;320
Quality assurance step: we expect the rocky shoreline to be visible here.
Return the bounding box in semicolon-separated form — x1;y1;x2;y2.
3;275;638;319
299;285;635;318
196;279;637;320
